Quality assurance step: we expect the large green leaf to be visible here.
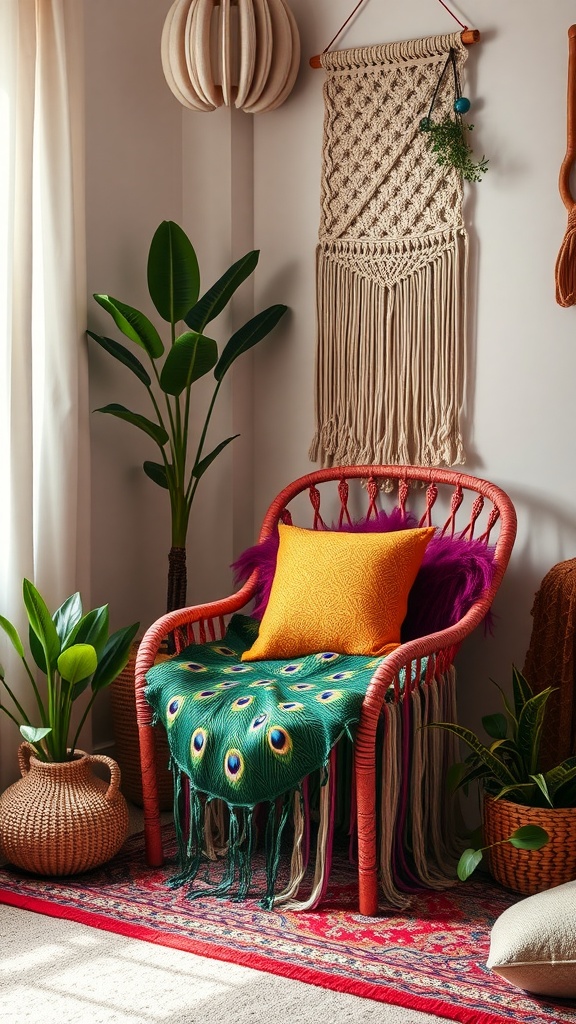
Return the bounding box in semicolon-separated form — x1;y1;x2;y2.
20;725;51;744
159;332;218;396
428;722;518;788
457;848;484;881
90;623;139;693
93;295;164;359
147;221;200;325
517;689;553;776
185;250;260;332
192;435;240;481
96;404;169;447
57;644;98;686
143;461;169;489
508;825;549;850
87;331;152;386
214;304;288;382
22;580;60;671
0;615;24;658
53;593;83;647
65;606;110;659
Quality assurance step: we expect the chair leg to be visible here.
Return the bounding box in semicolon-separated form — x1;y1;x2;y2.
355;752;379;916
139;723;165;867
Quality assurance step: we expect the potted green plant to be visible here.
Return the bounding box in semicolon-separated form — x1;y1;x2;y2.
88;220;288;613
431;667;576;893
0;580;138;875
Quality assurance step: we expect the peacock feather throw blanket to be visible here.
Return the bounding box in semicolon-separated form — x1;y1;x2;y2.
310;33;469;470
145;615;459;910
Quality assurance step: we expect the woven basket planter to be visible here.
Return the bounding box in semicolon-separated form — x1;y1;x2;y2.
0;744;129;875
484;794;576;896
110;640;173;810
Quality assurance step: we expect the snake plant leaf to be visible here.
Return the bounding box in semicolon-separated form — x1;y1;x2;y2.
86;331;152;386
512;666;534;720
159;332;218;396
452;760;491;794
57;644;98;686
428;722;518;788
64;606;110;659
147;221;200;325
93;295;164;359
192;435;240;481
53;592;83;647
457;848;484;881
143;461;169;489
95;404;169;448
23;580;60;671
545;758;576;806
482;713;508;740
0;615;24;659
490;678;518;737
517;688;553;776
508;825;549;851
91;622;139;693
491;781;537;802
185;250;260;332
20;725;51;743
529;772;554;808
215;304;288;382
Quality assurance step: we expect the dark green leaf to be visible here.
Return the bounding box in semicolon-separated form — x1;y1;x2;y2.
90;623;139;693
57;644;98;686
545;758;576;806
509;825;549;851
65;606;110;659
215;304;288;382
159;332;217;396
529;773;554;808
28;627;47;672
512;666;534;718
192;435;240;481
143;461;169;489
22;580;60;671
517;689;553;776
185;250;260;332
0;615;24;658
93;295;164;359
482;713;508;740
457;848;484;881
428;722;519;788
86;331;152;386
53;593;83;647
147;221;200;324
492;782;537;802
95;404;169;447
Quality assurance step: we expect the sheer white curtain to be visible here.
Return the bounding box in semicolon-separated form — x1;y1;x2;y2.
0;0;90;788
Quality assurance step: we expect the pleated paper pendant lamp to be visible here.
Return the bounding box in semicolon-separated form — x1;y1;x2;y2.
161;0;300;113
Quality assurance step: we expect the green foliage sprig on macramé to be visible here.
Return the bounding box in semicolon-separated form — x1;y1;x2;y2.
420;114;488;183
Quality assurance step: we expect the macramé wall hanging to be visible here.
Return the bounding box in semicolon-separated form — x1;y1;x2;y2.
309;29;483;470
161;0;300;113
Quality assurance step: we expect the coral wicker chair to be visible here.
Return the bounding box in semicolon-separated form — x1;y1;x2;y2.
135;465;516;917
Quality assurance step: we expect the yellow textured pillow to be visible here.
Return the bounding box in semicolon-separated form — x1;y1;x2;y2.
241;523;435;661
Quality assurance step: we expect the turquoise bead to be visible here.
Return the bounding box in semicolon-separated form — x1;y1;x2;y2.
454;96;471;114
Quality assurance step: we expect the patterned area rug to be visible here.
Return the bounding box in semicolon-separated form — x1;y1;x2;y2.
0;824;575;1024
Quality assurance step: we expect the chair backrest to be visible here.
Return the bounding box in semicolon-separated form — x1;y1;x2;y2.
256;465;517;642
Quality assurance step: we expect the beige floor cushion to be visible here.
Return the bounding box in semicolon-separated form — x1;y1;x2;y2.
487;879;576;997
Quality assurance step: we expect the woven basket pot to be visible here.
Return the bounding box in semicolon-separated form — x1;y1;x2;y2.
110;639;173;810
484;794;576;896
0;743;129;876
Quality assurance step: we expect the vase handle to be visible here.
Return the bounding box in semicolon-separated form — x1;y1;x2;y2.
17;742;34;777
88;754;123;802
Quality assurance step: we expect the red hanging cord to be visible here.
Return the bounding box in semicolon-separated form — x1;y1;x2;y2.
436;0;468;31
321;0;368;56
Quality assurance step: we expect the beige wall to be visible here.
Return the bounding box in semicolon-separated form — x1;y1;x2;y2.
86;0;576;747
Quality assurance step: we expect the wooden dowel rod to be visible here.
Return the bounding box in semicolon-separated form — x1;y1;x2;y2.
309;27;480;68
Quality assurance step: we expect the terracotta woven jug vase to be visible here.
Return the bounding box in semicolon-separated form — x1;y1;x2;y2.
0;743;129;875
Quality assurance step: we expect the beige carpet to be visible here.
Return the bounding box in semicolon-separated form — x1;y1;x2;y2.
0;805;444;1024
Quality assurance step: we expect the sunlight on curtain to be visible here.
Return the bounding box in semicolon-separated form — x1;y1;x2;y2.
0;1;90;790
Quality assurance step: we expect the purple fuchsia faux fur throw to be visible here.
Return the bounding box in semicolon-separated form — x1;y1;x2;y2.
232;509;496;642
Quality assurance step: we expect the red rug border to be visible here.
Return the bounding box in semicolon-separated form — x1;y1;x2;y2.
0;884;529;1024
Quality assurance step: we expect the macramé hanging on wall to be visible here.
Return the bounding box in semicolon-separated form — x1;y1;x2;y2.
309;33;470;470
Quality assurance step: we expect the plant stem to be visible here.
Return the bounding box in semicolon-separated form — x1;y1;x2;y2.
0;676;31;725
70;691;96;756
186;380;222;506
